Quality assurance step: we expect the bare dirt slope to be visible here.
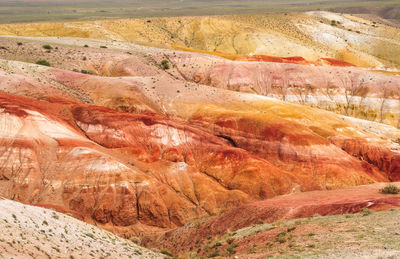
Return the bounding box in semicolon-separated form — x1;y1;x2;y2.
1;11;400;68
0;35;399;128
149;182;400;258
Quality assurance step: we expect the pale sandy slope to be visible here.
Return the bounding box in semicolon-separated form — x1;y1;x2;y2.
0;199;164;259
0;11;400;68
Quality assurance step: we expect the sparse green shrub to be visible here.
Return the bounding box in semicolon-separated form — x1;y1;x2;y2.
211;241;222;248
80;70;92;74
226;237;235;244
100;45;107;48
82;56;87;61
247;247;256;254
43;44;52;50
331;20;337;26
17;42;23;46
380;184;400;194
275;230;287;243
226;244;238;255
161;59;170;70
130;236;141;245
362;208;372;216
84;233;95;239
36;60;50;66
84;45;89;48
287;226;296;232
208;250;219;257
160;249;173;257
42;220;48;226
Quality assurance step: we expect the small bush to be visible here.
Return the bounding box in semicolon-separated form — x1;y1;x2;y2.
130;236;141;245
82;56;87;61
211;241;222;248
84;233;95;239
362;208;372;216
36;60;50;66
208;250;219;257
100;45;107;48
226;244;238;255
274;230;287;243
226;237;235;244
247;247;256;254
42;44;52;50
80;70;92;74
161;59;170;70
160;249;173;257
84;44;89;47
287;226;296;232
17;42;23;46
380;184;400;194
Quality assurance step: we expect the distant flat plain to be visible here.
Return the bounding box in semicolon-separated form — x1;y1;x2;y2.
1;0;400;23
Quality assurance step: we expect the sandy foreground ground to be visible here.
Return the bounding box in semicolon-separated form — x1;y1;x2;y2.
0;199;164;259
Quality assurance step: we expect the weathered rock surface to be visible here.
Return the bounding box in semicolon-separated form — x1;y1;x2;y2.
0;36;399;128
0;33;399;242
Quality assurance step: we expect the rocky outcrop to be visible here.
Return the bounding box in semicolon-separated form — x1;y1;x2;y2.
330;137;400;181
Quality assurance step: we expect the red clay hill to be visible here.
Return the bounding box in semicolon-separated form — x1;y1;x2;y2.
0;35;399;253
